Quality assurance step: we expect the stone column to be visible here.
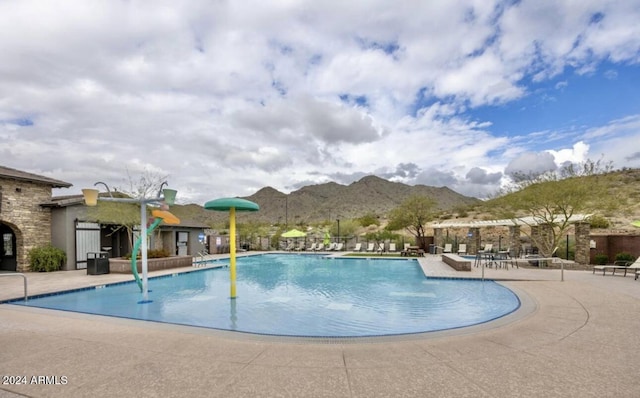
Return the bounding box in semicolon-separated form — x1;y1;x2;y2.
508;226;520;257
467;227;481;254
574;222;591;265
433;228;443;251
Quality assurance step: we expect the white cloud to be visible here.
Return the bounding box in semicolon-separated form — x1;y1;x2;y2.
0;1;639;204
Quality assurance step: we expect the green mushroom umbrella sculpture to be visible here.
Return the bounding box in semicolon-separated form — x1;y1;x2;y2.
204;197;259;299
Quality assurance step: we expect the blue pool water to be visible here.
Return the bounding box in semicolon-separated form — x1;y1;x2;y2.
10;254;520;337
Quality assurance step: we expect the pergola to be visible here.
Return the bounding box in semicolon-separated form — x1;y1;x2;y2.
429;214;592;264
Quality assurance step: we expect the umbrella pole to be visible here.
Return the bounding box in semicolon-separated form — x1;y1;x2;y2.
230;207;237;299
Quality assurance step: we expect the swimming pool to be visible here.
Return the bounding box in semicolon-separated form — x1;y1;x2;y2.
10;254;520;337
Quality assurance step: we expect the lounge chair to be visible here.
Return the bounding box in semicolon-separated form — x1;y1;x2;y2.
314;243;324;251
353;243;362;252
595;256;640;276
307;242;317;251
457;244;467;255
376;243;385;253
284;242;295;251
335;242;344;251
593;260;632;276
443;243;452;253
366;243;375;252
327;242;337;251
389;243;396;253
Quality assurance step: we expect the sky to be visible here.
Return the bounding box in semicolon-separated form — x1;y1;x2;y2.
1;0;639;205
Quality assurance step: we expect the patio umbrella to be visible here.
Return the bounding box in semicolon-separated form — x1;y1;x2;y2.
632;220;640;228
282;229;307;238
204;197;259;299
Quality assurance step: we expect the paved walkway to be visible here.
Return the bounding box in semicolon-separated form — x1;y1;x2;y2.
1;253;639;397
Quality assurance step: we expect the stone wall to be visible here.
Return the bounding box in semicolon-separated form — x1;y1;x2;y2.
108;256;193;273
0;177;53;272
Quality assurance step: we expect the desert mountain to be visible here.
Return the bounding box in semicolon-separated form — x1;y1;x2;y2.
172;175;479;226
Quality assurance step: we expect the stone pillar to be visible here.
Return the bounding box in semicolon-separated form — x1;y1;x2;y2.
508;226;520;257
433;228;443;250
574;222;591;265
467;228;481;254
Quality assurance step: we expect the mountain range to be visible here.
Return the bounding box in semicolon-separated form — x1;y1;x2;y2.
175;175;479;226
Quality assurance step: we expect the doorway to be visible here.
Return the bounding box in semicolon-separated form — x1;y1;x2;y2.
1;223;17;271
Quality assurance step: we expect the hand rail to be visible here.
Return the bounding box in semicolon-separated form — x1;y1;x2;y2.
0;273;27;301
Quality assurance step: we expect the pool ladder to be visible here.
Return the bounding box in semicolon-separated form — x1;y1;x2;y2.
0;273;28;301
194;250;209;267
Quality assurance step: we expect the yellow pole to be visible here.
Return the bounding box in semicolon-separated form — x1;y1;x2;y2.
229;207;237;299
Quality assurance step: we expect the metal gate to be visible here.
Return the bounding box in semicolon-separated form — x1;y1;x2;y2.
75;222;101;269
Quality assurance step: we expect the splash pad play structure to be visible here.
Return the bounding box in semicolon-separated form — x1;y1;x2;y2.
82;182;178;303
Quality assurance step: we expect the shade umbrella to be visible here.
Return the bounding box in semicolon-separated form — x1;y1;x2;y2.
282;229;307;238
282;229;306;250
204;197;259;299
632;220;640;228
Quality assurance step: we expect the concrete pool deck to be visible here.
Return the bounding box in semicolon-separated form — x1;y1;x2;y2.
1;252;640;397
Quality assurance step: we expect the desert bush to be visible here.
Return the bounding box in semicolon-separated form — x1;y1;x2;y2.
615;252;635;263
589;215;610;229
28;244;66;272
594;253;608;265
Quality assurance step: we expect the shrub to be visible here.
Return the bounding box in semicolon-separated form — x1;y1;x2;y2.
593;253;608;265
124;248;171;260
589;215;610;229
28;244;66;272
615;252;635;263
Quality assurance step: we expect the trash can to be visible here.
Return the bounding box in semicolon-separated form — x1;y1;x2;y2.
429;244;436;254
87;252;110;275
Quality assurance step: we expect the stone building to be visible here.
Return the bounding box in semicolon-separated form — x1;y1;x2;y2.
0;165;71;272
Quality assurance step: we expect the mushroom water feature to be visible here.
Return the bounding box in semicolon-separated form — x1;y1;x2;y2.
204;198;259;299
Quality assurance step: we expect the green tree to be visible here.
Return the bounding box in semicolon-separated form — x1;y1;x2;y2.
490;160;614;257
386;195;436;248
357;213;380;227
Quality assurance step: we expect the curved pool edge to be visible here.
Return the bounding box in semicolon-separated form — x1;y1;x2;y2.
3;280;536;345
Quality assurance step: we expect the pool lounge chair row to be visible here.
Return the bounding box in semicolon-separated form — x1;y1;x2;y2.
307;242;344;251
593;257;640;276
442;243;467;255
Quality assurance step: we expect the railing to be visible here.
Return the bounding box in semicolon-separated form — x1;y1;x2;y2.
194;250;209;267
0;273;28;301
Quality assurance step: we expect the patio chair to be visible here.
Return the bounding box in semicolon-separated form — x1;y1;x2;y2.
353;243;362;252
335;242;344;251
307;242;317;251
285;242;295;251
389;243;397;252
314;243;324;251
376;243;385;253
457;244;467;255
366;243;375;252
443;243;452;253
